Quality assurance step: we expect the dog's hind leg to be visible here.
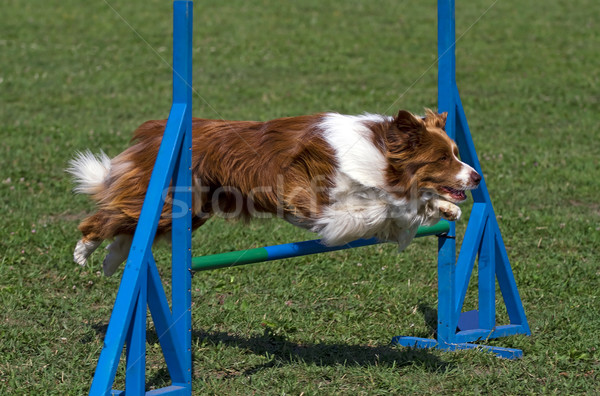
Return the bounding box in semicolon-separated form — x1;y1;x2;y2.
75;210;131;270
102;234;133;277
74;212;110;267
100;215;210;277
74;238;103;266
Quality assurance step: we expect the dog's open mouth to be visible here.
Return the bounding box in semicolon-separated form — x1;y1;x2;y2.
440;186;466;202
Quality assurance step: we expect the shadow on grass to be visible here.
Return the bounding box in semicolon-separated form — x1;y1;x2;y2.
418;302;438;337
191;327;451;380
90;304;448;388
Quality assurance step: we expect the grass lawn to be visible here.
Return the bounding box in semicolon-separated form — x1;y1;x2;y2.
1;0;599;394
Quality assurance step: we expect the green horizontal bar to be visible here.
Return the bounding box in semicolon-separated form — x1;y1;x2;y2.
191;247;269;271
191;220;450;272
414;219;450;237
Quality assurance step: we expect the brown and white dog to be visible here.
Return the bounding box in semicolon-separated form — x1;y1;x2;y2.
68;109;480;276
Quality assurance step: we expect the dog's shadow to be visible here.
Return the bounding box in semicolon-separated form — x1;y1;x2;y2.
189;326;448;378
91;304;448;388
418;302;438;336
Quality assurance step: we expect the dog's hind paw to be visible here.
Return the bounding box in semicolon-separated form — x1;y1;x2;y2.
102;234;133;277
74;239;102;266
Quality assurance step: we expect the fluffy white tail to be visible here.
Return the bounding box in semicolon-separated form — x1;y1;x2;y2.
67;150;111;195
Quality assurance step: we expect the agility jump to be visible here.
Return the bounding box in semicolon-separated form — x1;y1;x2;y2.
87;1;530;394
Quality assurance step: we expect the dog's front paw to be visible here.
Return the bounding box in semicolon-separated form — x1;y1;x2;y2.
438;201;462;221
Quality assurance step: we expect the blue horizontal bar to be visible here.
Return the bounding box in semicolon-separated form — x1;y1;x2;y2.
264;237;379;261
193;220;451;271
264;220;451;261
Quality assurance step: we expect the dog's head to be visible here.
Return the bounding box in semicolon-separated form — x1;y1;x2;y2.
384;109;481;203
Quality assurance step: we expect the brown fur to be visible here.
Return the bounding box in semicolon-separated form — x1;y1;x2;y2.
77;109;478;252
367;109;466;200
78;115;337;243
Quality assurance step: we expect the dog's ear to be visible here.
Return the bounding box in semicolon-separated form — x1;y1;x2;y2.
438;111;448;128
395;110;424;131
390;110;425;149
423;108;448;129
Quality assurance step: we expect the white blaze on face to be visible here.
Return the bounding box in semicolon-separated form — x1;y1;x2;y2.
453;152;477;188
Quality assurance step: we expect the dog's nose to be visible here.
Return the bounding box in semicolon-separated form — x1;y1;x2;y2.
470;171;481;185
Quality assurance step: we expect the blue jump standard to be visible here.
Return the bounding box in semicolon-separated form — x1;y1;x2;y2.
88;1;531;394
392;309;525;360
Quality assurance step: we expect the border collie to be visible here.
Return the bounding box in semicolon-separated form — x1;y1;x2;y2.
68;109;480;276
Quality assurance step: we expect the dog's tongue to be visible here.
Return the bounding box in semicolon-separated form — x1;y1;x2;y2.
444;187;466;201
454;190;466;201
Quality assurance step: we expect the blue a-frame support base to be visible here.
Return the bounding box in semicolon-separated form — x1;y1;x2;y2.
87;1;530;394
391;0;530;359
392;336;524;360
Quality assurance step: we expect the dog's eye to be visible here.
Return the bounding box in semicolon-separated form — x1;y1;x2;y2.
439;155;448;162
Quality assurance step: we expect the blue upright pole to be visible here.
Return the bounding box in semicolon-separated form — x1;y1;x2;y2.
436;0;458;347
170;0;193;390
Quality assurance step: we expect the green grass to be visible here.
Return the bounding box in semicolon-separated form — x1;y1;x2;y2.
1;0;599;394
